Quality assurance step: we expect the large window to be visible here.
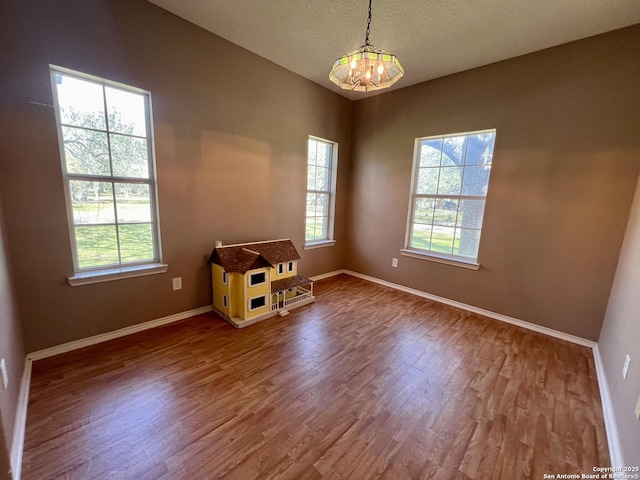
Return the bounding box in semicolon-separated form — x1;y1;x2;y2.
51;67;162;276
306;136;337;246
404;130;496;266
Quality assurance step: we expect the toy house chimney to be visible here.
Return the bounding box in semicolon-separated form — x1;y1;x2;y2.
215;240;223;248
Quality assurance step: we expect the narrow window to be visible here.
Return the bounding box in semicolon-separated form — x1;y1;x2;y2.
249;271;266;286
50;67;161;273
222;271;227;284
250;296;266;310
288;261;294;272
223;295;228;308
405;130;496;265
278;263;284;275
306;136;337;246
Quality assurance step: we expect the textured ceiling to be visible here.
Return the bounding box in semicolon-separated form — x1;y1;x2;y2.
147;0;640;100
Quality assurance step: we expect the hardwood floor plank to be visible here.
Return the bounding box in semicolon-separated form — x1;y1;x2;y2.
22;274;610;479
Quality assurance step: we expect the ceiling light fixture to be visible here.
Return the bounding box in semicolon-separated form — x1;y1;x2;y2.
329;0;403;93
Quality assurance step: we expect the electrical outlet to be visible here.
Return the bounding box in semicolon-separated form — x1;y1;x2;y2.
0;359;8;390
392;258;398;268
172;277;182;291
635;394;640;420
623;354;631;380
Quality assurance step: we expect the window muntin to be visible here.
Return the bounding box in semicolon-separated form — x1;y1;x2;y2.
51;67;161;272
406;130;496;263
249;296;266;310
306;137;337;244
249;271;266;286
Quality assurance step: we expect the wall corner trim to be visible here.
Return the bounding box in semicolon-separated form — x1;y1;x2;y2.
10;357;31;480
592;344;625;467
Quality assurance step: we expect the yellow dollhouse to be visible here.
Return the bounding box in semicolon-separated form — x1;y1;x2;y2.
208;239;315;328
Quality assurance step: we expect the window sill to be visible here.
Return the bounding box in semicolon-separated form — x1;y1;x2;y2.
68;263;169;286
400;249;480;270
304;240;336;250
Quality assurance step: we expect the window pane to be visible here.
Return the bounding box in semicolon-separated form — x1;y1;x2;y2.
420;139;443;167
410;224;432;250
308;139;317;166
315;166;329;191
462;165;490;195
70;181;115;225
441;136;465;166
316;142;331;168
465;133;495;165
306;193;316;217
430;226;455;254
437;167;463;195
413;198;434;224
316;216;328;240
111;134;149;178
453;228;480;258
305;217;316;241
55;74;106;130
416;167;439;194
316;193;329;217
457;199;485;229
105;87;147;137
75;225;119;268
307;166;316;190
115;184;151;223
433;199;458;227
119;224;154;263
62;126;110;175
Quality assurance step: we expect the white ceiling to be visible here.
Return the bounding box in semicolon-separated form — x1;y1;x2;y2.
147;0;640;100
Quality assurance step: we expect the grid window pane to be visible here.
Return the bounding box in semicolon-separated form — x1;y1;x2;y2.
53;69;160;271
111;134;149;178
407;130;496;262
63;126;110;176
75;225;119;268
105;87;147;137
308;139;317;165
70;181;115;224
305;137;336;244
315;166;329;191
115;183;151;223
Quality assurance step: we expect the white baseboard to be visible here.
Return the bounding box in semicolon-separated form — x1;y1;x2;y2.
342;269;596;348
9;304;213;480
28;305;213;361
592;344;624;467
309;269;346;282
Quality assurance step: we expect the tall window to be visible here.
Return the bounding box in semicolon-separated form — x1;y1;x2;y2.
51;67;161;273
405;130;496;265
306;136;337;245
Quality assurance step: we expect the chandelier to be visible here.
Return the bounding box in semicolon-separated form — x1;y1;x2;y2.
329;0;404;92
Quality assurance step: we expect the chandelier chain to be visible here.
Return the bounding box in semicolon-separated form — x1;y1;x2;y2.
365;0;372;45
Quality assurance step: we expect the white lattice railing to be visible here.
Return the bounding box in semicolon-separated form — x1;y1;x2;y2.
271;286;313;311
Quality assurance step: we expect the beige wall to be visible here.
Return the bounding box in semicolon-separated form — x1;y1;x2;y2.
599;174;640;463
0;199;24;480
347;26;640;341
0;0;351;352
0;416;10;480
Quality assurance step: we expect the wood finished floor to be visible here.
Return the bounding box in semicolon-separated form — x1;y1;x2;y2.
22;274;609;479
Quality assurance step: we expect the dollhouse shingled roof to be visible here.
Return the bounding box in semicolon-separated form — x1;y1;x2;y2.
208;239;301;274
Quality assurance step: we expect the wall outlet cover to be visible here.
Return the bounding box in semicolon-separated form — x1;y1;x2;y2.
392;258;398;268
172;277;182;291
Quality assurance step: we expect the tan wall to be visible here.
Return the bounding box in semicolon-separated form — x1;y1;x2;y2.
0;0;351;352
598;174;640;463
0;199;24;479
347;25;640;341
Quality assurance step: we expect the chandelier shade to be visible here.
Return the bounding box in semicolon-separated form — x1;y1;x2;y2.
329;0;403;92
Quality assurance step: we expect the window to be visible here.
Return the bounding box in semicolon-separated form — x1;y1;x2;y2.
404;130;496;266
222;271;228;284
249;296;266;310
288;261;294;272
249;271;266;286
51;66;162;278
306;136;337;246
278;263;284;275
223;295;228;308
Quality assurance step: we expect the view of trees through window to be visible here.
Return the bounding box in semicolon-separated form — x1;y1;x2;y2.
52;70;159;270
408;130;496;261
306;138;335;243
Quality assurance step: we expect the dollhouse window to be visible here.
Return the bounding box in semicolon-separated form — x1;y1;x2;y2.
249;272;266;286
250;296;266;310
278;263;284;275
288;261;294;272
222;271;228;284
223;295;228;308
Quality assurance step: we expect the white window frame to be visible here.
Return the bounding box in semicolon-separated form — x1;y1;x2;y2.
304;136;338;249
248;271;266;287
277;263;284;275
288;261;294;272
222;271;228;284
249;295;267;311
402;129;496;270
50;66;166;286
